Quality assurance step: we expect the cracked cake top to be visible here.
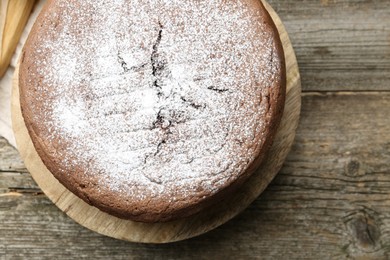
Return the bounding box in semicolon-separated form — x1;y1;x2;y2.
19;0;285;222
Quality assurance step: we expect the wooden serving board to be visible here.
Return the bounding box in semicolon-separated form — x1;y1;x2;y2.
11;1;301;243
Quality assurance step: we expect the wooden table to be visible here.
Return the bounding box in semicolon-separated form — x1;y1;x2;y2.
1;0;389;258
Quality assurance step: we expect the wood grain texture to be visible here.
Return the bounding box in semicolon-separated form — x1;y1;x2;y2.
2;92;390;259
10;1;301;243
267;0;390;91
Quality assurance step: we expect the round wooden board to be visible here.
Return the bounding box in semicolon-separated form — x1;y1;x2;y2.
11;1;301;243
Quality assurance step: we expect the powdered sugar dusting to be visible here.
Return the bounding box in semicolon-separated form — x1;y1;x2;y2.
21;0;282;210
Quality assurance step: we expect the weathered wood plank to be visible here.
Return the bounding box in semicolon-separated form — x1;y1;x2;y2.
268;0;390;91
1;92;390;259
0;137;25;172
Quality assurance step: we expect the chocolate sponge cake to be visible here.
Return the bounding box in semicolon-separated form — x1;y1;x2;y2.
19;0;285;222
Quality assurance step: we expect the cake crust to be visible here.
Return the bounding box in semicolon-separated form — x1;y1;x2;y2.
19;0;285;222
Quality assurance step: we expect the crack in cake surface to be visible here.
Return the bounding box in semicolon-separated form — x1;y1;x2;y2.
151;21;164;97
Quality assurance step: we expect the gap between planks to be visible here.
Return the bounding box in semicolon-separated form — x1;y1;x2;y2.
302;90;390;95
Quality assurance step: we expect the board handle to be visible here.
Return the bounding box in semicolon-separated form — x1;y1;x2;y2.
0;0;36;78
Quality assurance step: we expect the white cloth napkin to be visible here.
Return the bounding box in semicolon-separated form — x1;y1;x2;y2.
0;0;45;147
